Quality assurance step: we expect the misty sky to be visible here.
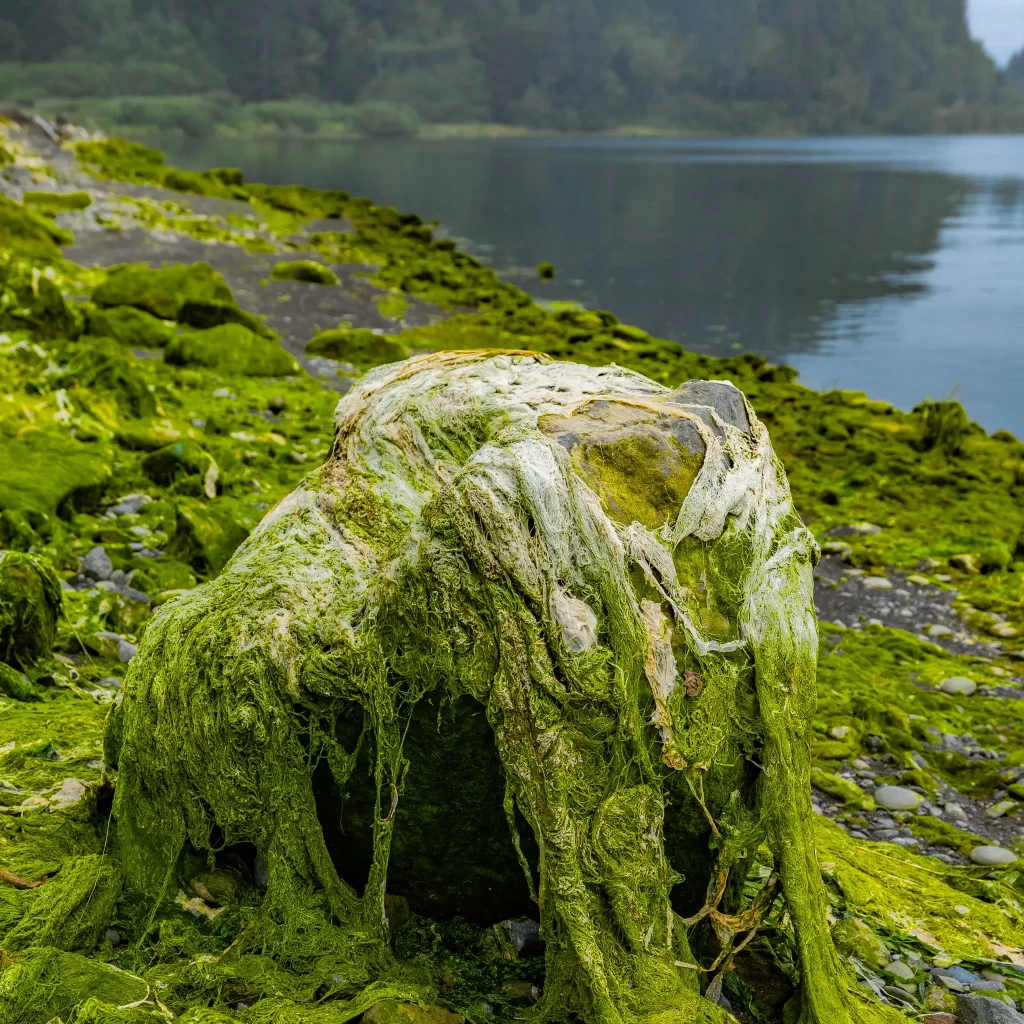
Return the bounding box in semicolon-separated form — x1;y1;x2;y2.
969;0;1024;64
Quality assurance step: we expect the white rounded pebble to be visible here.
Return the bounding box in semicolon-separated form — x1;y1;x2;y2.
939;677;977;697
927;623;954;638
862;576;893;590
874;786;922;811
969;846;1018;866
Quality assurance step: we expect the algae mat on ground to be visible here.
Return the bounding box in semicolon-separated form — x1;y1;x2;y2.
1;118;1024;1022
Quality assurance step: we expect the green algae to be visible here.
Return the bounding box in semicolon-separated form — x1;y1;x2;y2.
93;262;236;321
22;191;94;215
86;305;175;349
306;327;410;368
271;259;340;286
168;498;252;574
0;197;72;262
165;323;300;376
0;552;62;672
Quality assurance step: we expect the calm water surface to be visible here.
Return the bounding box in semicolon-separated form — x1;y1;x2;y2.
163;136;1024;436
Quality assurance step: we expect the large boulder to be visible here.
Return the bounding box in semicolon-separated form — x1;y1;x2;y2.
109;352;898;1024
0;550;62;670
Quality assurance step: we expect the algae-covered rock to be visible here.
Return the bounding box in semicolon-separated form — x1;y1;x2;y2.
142;440;218;497
0;253;84;339
165;323;300;376
92;261;234;320
177;297;277;339
0;551;63;670
0;430;112;518
60;336;158;418
271;259;340;286
831;917;889;970
0;195;73;260
86;305;174;349
111;352;904;1024
22;190;94;214
169;498;251;574
306;327;410;368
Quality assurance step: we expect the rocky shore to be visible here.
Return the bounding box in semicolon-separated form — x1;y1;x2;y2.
3;110;1024;1022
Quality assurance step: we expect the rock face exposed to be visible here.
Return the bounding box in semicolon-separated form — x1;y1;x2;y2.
109;352;897;1024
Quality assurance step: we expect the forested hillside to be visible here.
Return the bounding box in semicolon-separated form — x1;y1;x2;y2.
2;0;1023;134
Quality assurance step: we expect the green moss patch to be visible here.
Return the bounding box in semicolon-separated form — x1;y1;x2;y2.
169;498;252;574
0;551;62;671
0;196;73;260
0;431;112;519
22;191;93;215
165;323;300;376
92;261;235;320
86;305;174;349
305;327;409;368
270;259;339;286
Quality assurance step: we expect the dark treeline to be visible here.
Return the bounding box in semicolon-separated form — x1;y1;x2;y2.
2;0;1024;133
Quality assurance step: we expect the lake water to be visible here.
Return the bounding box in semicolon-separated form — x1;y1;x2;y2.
163;135;1024;436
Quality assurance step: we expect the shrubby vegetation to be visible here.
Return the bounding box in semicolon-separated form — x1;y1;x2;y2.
2;0;1024;136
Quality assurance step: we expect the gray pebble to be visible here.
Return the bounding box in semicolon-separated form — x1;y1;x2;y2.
956;992;1024;1022
80;546;113;581
875;786;922;811
117;640;138;664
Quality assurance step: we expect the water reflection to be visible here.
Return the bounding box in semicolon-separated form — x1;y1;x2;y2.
164;136;1024;433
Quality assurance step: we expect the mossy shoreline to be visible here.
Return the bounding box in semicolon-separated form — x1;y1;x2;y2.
2;115;1024;1023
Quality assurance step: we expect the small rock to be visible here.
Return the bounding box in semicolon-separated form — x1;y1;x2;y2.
875;786;922;811
889;960;917;981
863;576;893;590
49;778;89;810
944;803;969;822
852;758;872;770
950;554;981;574
80;546;113;581
991;623;1020;638
969;846;1018;866
830;725;851;739
907;575;931;586
882;985;916;1004
940;677;978;697
944;967;982;985
892;836;921;848
938;975;966;992
986;801;1017;820
108;494;150;516
872;828;901;840
922;1015;957;1024
971;981;1007;993
928;624;955;638
956;992;1024;1022
117;640;138;664
106;928;122;945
